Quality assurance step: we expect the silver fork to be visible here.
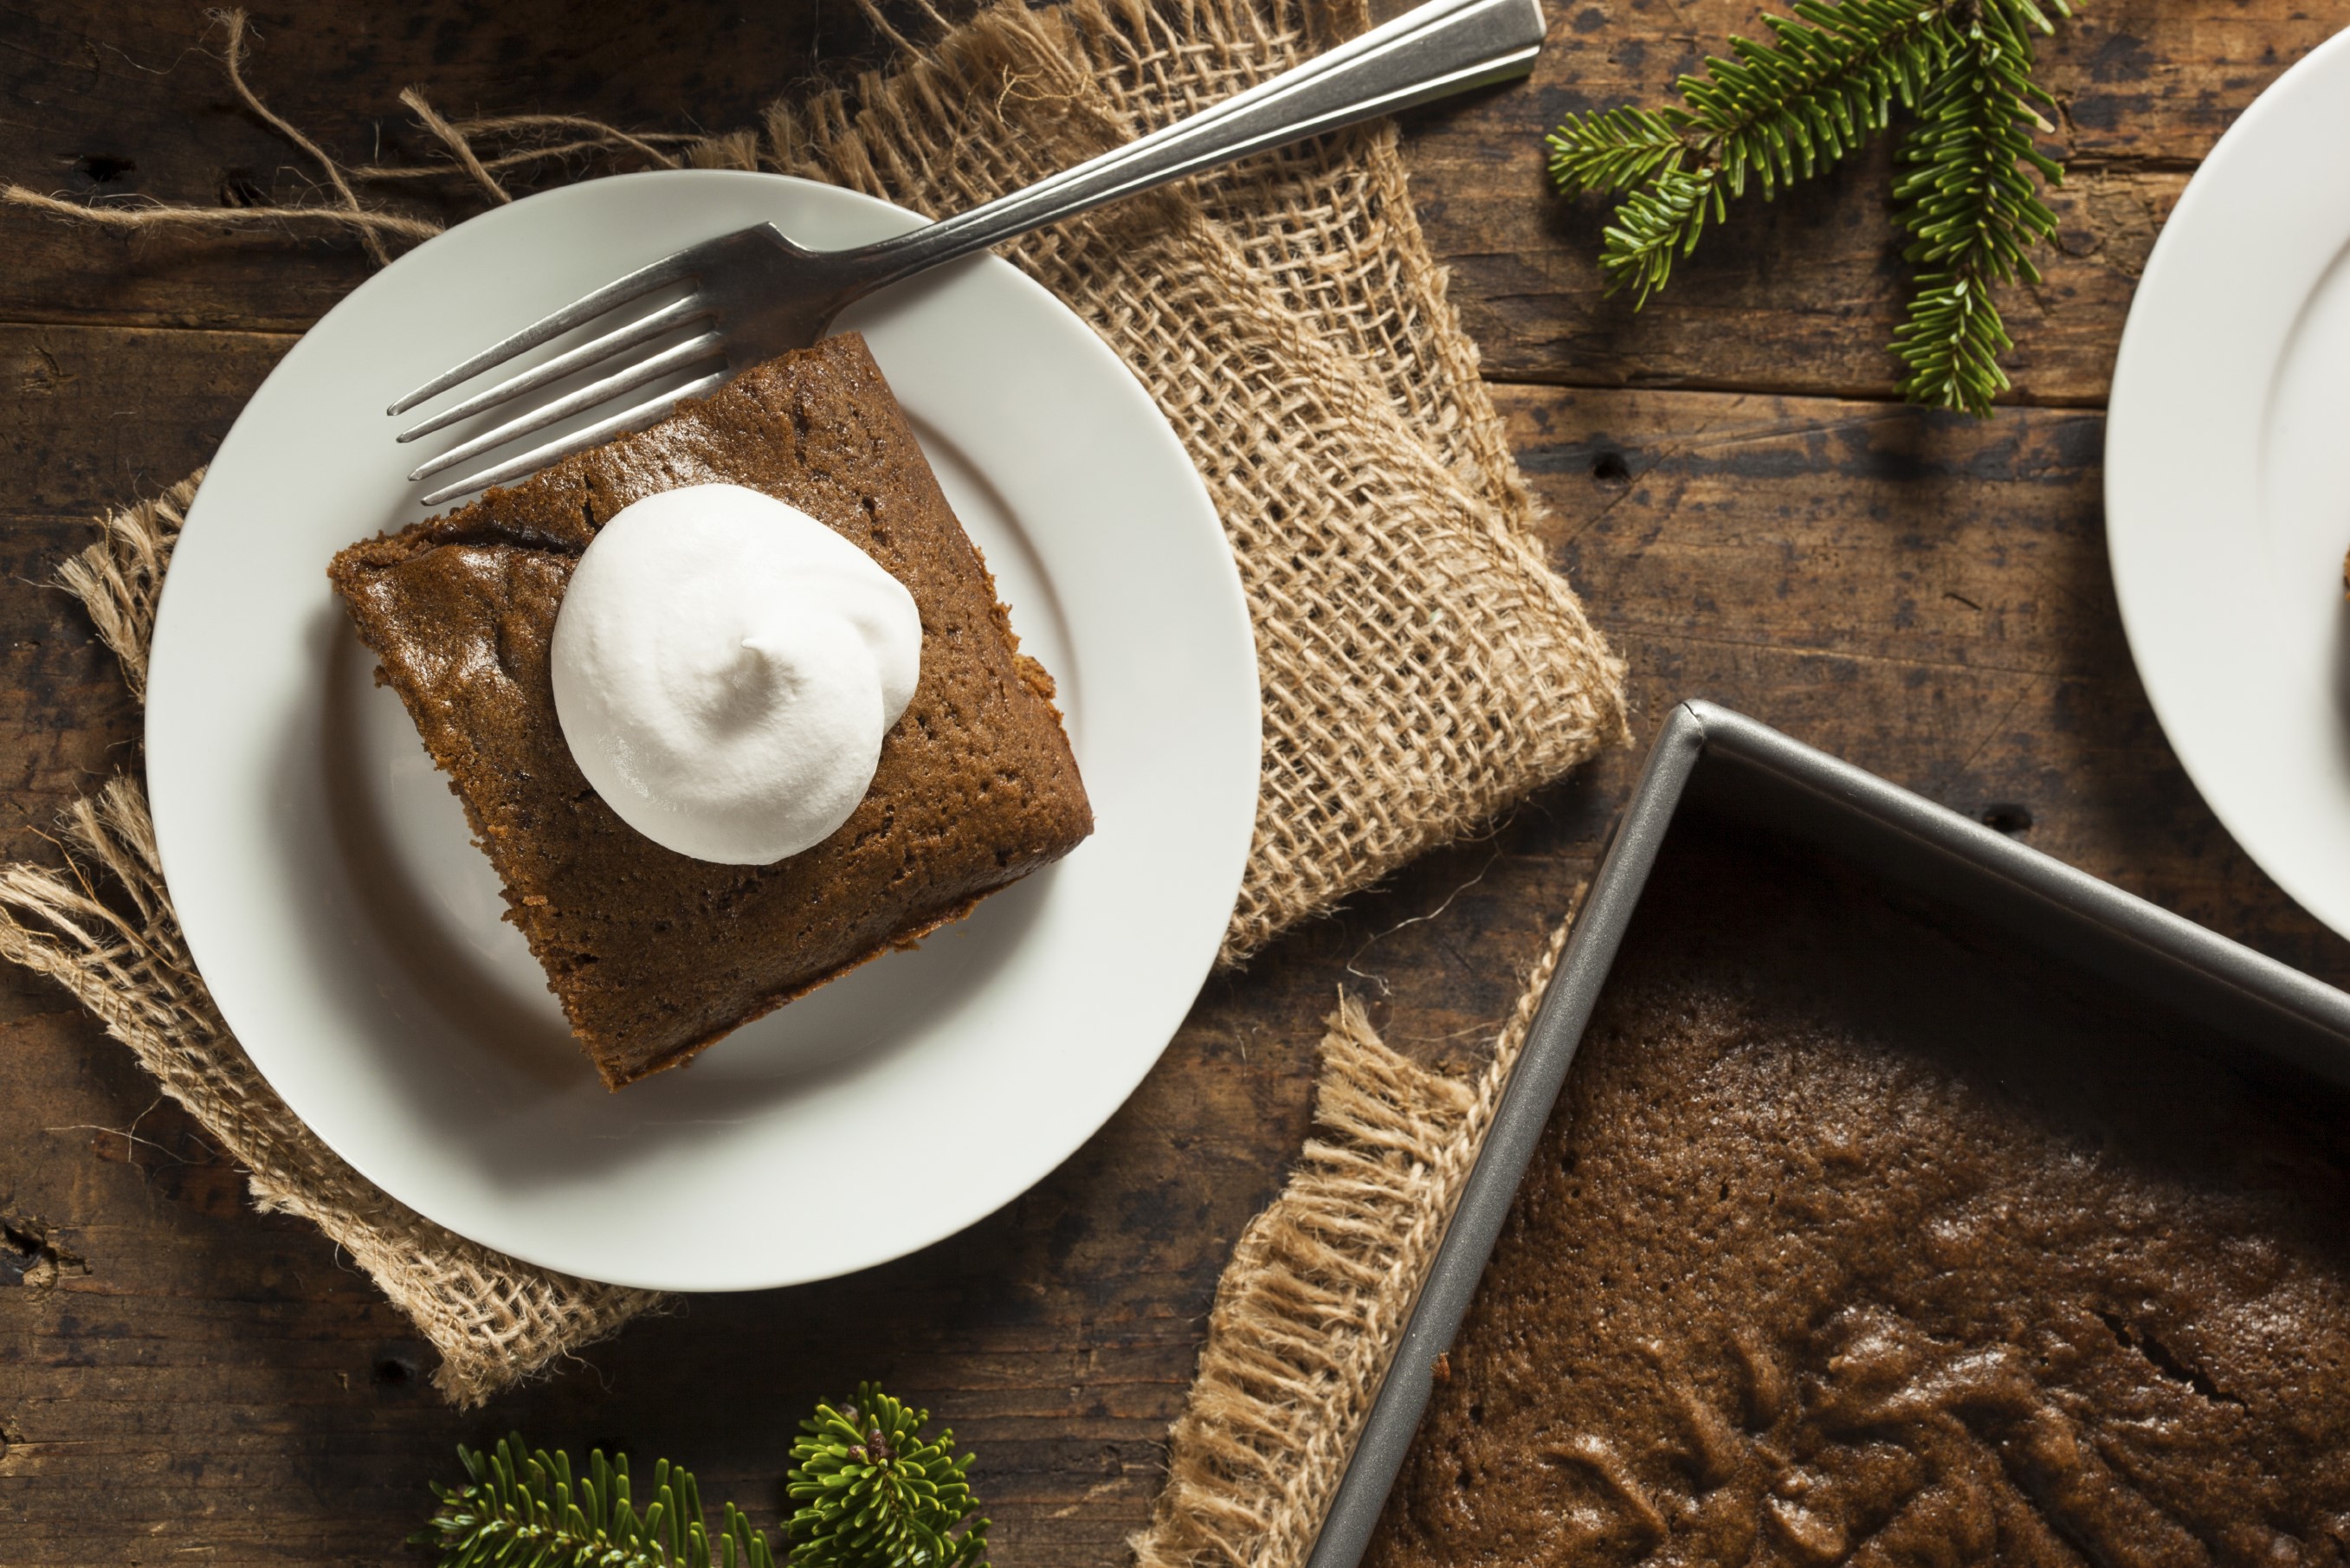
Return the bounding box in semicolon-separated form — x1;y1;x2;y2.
390;0;1545;507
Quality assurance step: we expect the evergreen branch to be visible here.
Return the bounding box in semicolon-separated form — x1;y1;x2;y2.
416;1436;777;1568
1540;0;2078;413
786;1384;989;1568
1680;0;1951;197
1890;0;2069;413
1544;105;1688;197
1550;0;1950;303
1595;167;1726;303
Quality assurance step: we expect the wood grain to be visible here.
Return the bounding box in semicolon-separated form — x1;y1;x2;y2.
3;0;2343;1561
1506;384;2350;977
1404;0;2337;400
0;0;914;334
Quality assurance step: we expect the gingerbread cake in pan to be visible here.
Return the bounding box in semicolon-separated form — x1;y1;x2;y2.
1367;829;2350;1565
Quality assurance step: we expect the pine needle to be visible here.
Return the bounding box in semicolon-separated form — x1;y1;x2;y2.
415;1437;775;1568
786;1384;989;1568
1891;0;2069;413
416;1385;985;1568
1545;0;2075;410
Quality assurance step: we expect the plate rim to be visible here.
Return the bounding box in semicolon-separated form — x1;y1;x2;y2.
143;168;1260;1290
2106;26;2350;943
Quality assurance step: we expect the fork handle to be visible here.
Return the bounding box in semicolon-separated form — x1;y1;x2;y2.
831;0;1546;300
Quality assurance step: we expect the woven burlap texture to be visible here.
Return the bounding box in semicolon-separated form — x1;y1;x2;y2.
1130;916;1573;1568
754;0;1628;961
0;0;1622;1406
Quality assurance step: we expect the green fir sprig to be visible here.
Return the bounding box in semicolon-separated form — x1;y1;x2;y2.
415;1386;987;1568
1546;0;2074;416
785;1384;989;1568
414;1437;776;1568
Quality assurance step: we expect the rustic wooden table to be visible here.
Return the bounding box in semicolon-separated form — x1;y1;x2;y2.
3;1;2340;1561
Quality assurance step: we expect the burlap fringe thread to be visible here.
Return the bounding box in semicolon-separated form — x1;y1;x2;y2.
0;480;662;1407
1131;918;1573;1568
1;0;1624;1408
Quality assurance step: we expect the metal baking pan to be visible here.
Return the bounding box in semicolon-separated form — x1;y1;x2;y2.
1301;697;2350;1568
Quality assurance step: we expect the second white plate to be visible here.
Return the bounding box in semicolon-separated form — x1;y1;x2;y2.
145;171;1260;1292
2108;29;2350;945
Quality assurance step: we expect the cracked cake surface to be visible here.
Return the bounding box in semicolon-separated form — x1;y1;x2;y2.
1367;830;2350;1566
328;333;1092;1089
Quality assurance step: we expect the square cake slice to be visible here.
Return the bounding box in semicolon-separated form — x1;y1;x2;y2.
329;333;1092;1088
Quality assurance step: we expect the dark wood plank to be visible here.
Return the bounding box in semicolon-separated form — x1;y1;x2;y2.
1503;384;2350;981
0;518;145;864
1406;126;2179;404
0;0;892;333
1;320;283;865
11;0;2321;402
3;321;278;514
1399;0;2335;400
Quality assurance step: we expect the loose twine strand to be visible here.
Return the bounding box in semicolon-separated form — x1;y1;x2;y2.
0;8;695;265
210;8;390;261
397;87;513;208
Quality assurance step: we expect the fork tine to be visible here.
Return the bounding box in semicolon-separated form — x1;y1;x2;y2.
395;294;713;443
385;248;699;417
406;330;728;483
416;370;733;507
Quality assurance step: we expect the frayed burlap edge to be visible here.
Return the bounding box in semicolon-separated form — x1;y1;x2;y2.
1131;911;1573;1568
0;480;664;1408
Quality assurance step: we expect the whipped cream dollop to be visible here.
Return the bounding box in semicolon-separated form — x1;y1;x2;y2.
550;483;922;865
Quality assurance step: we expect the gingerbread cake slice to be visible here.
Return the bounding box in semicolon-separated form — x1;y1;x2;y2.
329;332;1092;1089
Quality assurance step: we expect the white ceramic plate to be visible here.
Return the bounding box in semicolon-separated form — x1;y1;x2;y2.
2107;29;2350;942
145;171;1258;1292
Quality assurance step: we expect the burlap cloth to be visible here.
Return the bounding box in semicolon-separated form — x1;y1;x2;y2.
0;0;1623;1410
1129;919;1572;1568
